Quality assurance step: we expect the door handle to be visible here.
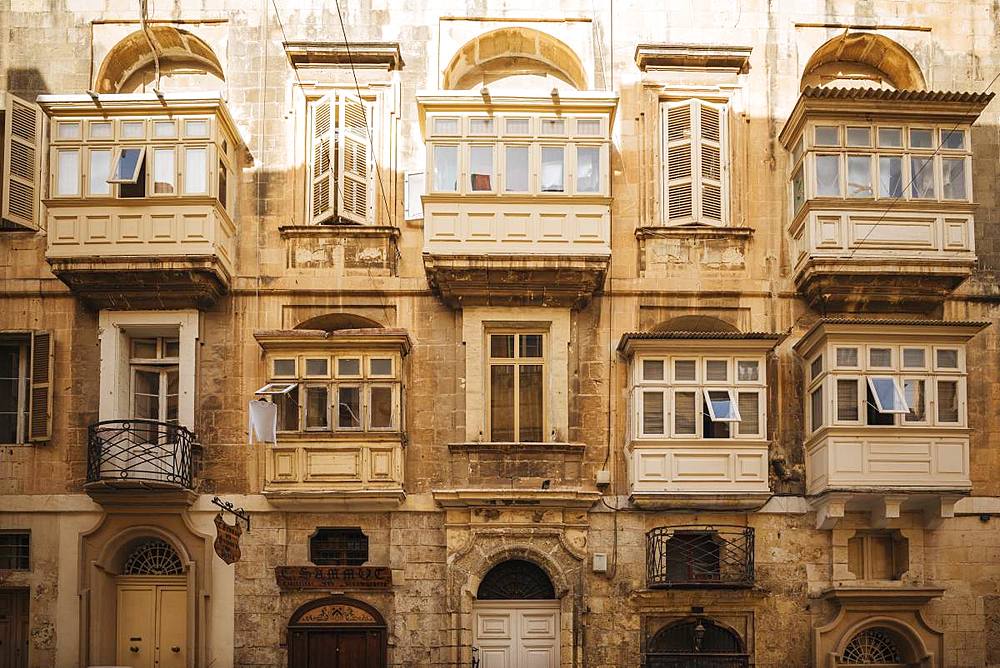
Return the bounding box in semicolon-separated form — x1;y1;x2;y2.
130;646;140;653
171;646;181;653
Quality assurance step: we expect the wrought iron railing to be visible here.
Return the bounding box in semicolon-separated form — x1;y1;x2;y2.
644;654;750;668
87;419;194;488
646;525;754;588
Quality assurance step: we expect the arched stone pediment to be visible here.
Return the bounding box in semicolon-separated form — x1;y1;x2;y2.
95;26;225;93
801;33;925;91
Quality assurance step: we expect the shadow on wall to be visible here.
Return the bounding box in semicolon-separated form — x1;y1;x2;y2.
6;68;49;99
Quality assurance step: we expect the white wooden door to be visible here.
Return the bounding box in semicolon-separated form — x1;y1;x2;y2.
474;601;559;668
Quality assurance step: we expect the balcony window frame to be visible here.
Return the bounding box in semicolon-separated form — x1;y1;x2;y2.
0;335;29;445
108;146;146;184
486;330;546;443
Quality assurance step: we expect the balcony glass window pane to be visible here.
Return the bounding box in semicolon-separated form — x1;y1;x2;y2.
89;149;111;196
811;387;823;431
469;118;494;135
811;355;824;379
737;392;760;436
846;126;871;147
737;360;759;382
704;389;739;421
153;120;176;138
878;127;903;148
815;155;841;196
165;369;179;423
218;160;228;208
57;150;80;196
674;360;696;382
57;121;80;140
490;365;515;441
642;391;664;434
541;119;565;135
469;145;494;191
705;360;728;382
337;357;361;377
702;399;731;438
910;156;935;198
519;334;543;358
847;155;873;197
153;148;176;195
505;118;530;135
836;379;859;421
433;145;457;192
902;348;926;369
163;339;179;358
433;117;459;135
121;120;145;139
183;147;208;194
936;349;959;369
133;370;161;420
576;146;600;193
305;358;329;377
305;386;329;429
519;365;543;442
337;386;361;428
815;126;839;146
541;147;564;192
505;146;529;192
369;358;393;376
674;391;697;435
642;359;664;381
792;166;805;213
0;345;19;443
868;377;908;413
89;121;112;140
131;339;157;360
904;379;926;422
941;129;966;150
276;389;299;431
273;358;296;377
909;128;933;148
836;347;859;367
937;380;959;423
184;119;209;138
942;158;967;200
369;386;393;428
577;119;601;135
490;334;514;358
878;156;903;198
869;348;892;368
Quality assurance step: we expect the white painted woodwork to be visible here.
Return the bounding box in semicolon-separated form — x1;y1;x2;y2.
628;442;770;495
473;601;559;668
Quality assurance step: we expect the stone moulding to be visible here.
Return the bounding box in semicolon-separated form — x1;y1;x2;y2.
634;44;753;72
283;41;404;70
432;488;602;508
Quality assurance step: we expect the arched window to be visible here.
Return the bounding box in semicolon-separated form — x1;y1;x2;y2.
839;627;907;665
121;538;184;576
477;559;556;600
646;618;748;668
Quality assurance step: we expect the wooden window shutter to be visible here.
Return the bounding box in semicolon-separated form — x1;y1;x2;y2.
663;101;695;224
698;102;727;226
337;93;372;225
309;93;335;224
2;92;42;230
28;330;53;442
404;171;425;221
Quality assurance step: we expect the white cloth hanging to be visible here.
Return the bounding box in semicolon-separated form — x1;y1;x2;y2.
248;399;277;445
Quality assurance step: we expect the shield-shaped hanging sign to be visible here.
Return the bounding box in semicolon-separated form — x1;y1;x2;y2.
214;512;243;565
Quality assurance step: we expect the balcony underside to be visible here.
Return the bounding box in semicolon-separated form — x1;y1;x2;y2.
423;253;609;308
49;255;231;309
796;257;974;312
809;489;969;530
262;488;406;511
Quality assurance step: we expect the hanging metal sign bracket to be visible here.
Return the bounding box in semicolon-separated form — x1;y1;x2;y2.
211;496;251;532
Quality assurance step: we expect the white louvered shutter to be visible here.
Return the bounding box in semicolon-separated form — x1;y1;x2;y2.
698;102;726;225
29;330;53;442
309;93;335;224
663;101;695;224
2;93;42;230
338;93;372;225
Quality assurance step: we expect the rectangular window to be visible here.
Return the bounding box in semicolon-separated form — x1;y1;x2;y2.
0;532;29;570
56;149;81;196
810;355;824;380
541;118;565;135
121;120;145;139
704;360;729;383
276;389;299;432
674;360;697;382
183;147;208;194
576;146;600;193
108;147;145;183
577;119;601;135
737;360;759;382
272;358;296;378
836;347;859;368
152;147;176;195
866;377;908;414
88;149;112;196
184;119;209;138
369;386;394;429
941;129;966;150
703;389;740;422
505;118;530;135
488;333;545;442
304;385;330;430
152;120;177;139
673;391;697;436
902;348;926;369
369;358;393;377
662;100;728;225
218;159;228;208
910;156;935;198
878;127;903;148
846;155;873;197
909;128;934;148
540;146;564;192
878;156;903;197
937;380;959;423
469;118;495;135
0;339;28;444
836;379;859;421
337;357;362;378
737;392;761;436
903;379;926;422
642;359;665;382
792;166;805;214
433;145;458;192
815;126;840;146
469;145;494;191
89;121;113;140
942;158;967;200
337;386;362;429
935;349;959;369
642;391;665;435
869;348;892;368
811;387;824;431
846;126;871;147
129;336;179;425
815;155;841;196
505;146;529;192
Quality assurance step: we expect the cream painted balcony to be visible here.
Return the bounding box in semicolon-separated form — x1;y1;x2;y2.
417;92;616;308
37;93;245;309
795;318;988;528
779;88;993;312
619;330;783;510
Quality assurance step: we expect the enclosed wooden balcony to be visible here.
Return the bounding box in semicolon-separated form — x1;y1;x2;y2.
779;88;993;312
37;93;245;309
417;92;616;307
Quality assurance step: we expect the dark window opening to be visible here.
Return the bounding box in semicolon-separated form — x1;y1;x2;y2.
477;559;556;600
120;159;148;198
310;528;369;566
0;532;30;570
646;618;748;668
666;532;721;583
702;403;731;439
866;385;895;426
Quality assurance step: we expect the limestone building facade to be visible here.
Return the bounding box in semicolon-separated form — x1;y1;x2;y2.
1;1;1000;667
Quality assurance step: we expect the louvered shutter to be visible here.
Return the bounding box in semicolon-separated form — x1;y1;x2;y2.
28;330;53;442
2;93;42;230
309;93;335;224
338;93;372;225
663;101;695;224
698;102;726;225
405;171;425;220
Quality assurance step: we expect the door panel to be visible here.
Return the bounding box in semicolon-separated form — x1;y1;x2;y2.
290;629;384;668
116;585;156;668
336;630;370;668
474;604;558;668
157;587;187;668
0;591;28;668
479;646;513;668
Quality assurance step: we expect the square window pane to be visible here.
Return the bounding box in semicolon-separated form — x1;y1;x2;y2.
153;120;177;138
941;129;966;150
519;365;543;442
433;145;458;192
433;117;459;135
937;380;959;422
737;361;759;382
576;146;600;193
869;348;892;368
815;126;840;146
878;127;903;148
837;347;859;367
89;149;112;196
505;118;530;134
674;360;696;382
910;155;935;197
490;334;514;359
674;392;696;435
277;390;300;431
273;358;295;376
370;358;393;376
153;148;176;194
909;128;933;148
737;392;760;435
184;119;209;138
904;379;926;422
642;359;664;381
89;121;113;140
902;348;925;369
541;118;565;135
121;120;144;139
942;158;966;200
936;349;959;369
305;358;329;377
505;146;529;192
337;358;361;377
305;386;329;429
469;118;494;134
57;121;81;140
868;377;908;413
705;360;728;382
337;386;361;428
163;339;179;358
57;150;80;196
183;147;208;194
490;365;515;441
131;338;157;359
836;379;859;421
847;155;873;197
577;119;601;135
370;386;394;428
815;155;841;196
642;391;664;435
519;334;543;358
470;145;494;191
846;126;871;147
878;156;903;198
541;147;564;192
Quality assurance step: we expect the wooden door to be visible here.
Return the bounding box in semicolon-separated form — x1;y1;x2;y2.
116;580;187;668
289;628;384;668
474;602;559;668
0;590;28;668
156;586;187;668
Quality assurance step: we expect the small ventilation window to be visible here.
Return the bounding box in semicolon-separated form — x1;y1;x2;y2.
121;538;184;575
310;528;369;566
0;532;30;570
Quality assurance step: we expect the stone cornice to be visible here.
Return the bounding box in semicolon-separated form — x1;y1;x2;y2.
634;43;752;73
283;41;404;70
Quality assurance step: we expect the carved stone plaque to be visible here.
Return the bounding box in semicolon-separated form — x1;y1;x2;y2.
275;565;392;590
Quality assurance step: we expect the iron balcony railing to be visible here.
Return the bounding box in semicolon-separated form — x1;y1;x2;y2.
646;525;754;588
87;419;195;488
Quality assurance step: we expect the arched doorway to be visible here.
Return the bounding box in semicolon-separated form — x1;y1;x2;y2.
646;618;749;667
473;559;559;668
114;538;188;668
287;597;387;668
836;626;917;666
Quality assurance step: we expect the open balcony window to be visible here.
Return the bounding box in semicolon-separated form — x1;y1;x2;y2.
109;147;145;184
866;376;908;414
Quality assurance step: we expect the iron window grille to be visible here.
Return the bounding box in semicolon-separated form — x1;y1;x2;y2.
310;528;369;566
646;525;754;588
0;532;30;570
645;618;749;668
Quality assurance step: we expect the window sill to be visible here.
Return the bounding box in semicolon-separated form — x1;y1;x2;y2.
635;225;754;240
448;441;586;454
279;224;401;239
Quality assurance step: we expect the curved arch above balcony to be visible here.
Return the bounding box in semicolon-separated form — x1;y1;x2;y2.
95;26;225;94
801;32;925;91
294;312;385;332
442;27;588;91
651;315;740;333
